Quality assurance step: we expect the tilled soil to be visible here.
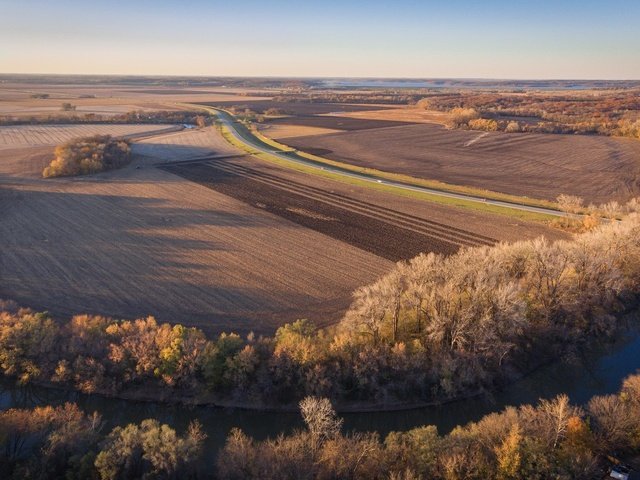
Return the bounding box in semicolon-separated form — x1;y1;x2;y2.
264;115;414;131
204;100;393;115
161;159;496;261
282;123;640;204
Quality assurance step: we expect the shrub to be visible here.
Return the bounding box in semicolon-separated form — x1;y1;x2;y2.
505;121;521;133
468;118;499;131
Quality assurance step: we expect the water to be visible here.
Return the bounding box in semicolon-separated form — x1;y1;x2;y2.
1;331;639;453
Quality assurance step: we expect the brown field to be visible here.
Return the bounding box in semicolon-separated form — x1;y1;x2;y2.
0;124;177;149
133;127;240;161
0;83;270;119
161;158;497;260
0;119;562;335
0;140;392;335
204;100;392;115
264;115;414;131
257;124;342;139
281;123;640;204
0;81;573;336
320;106;451;125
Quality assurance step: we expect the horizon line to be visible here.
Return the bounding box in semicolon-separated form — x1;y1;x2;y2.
1;72;640;82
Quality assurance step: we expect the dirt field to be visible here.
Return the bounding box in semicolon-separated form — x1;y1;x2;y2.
264;115;414;131
0;124;177;148
0;83;270;119
161;159;496;260
205;100;393;116
0;129;394;335
324;106;450;125
0;120;564;335
257;124;342;139
281;123;640;204
133;127;240;161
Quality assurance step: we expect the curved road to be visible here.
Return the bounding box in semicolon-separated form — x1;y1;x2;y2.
206;107;567;218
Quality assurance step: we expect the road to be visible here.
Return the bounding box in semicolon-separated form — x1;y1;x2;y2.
206;107;568;218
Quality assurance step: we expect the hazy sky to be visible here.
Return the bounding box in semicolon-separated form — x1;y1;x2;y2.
1;0;639;79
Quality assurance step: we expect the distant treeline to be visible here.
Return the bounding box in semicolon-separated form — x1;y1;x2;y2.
272;93;424;105
418;91;640;138
2;377;640;479
0;110;212;126
1;208;640;409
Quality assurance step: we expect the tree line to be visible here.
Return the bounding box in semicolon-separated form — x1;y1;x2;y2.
2;374;639;479
419;90;640;139
1;211;640;409
0;110;212;127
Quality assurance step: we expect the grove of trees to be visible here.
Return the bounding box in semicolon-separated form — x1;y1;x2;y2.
42;135;131;178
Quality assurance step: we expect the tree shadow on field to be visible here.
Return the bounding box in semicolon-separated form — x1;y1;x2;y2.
0;187;355;336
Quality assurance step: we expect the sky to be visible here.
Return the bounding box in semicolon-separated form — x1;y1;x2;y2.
1;0;639;79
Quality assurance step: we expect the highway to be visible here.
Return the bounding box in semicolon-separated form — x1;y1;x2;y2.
206;107;568;218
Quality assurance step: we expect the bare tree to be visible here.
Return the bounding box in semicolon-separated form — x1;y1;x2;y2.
556;194;584;216
299;397;343;453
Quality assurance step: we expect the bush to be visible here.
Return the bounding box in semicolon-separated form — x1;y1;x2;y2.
505;121;521;133
42;135;131;178
468;118;498;131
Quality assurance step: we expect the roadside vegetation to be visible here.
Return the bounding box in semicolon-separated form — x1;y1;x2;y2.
1;208;639;408
2;376;640;479
42;135;131;177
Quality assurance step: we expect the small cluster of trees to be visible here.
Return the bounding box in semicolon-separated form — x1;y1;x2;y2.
42;135;131;178
0;403;205;479
3;374;639;479
556;194;640;231
1;212;640;408
220;376;640;479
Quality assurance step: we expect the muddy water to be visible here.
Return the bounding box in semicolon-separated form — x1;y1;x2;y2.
1;330;639;453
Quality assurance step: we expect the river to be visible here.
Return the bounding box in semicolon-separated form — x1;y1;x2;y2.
1;329;638;454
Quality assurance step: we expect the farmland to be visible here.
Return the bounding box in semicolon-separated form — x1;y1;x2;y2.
0;123;177;148
0;96;560;337
161;158;497;260
0;78;617;339
279;122;640;204
0;136;394;334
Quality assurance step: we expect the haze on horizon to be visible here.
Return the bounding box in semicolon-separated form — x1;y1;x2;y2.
1;0;639;80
